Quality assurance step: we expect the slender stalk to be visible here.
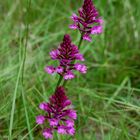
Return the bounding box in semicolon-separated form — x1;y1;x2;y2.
62;35;83;87
55;75;63;91
77;34;83;50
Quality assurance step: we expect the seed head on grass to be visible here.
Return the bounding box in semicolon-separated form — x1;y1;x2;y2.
36;86;77;139
69;0;103;42
45;34;87;80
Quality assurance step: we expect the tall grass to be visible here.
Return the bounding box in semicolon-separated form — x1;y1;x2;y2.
0;0;140;139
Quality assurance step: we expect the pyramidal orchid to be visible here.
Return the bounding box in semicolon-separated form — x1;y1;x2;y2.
69;0;103;42
45;34;87;80
36;0;103;139
36;87;77;139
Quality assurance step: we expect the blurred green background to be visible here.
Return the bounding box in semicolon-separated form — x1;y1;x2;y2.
0;0;140;139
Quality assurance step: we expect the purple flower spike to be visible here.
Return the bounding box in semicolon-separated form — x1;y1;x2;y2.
70;0;103;42
36;87;77;139
45;34;86;80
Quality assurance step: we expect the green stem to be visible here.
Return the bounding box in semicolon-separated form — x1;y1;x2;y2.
55;75;63;90
77;34;83;50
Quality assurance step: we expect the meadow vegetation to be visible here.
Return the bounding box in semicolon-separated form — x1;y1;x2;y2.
0;0;140;139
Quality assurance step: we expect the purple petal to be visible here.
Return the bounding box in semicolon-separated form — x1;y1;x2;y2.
50;49;59;60
74;63;87;74
95;17;104;25
78;8;84;18
64;71;75;80
57;125;67;134
66;127;75;135
83;34;92;42
65;119;74;127
45;66;55;74
71;13;79;22
91;25;103;34
69;24;78;30
75;53;85;61
49;118;59;126
39;102;49;111
36;115;45;124
60;59;71;66
56;66;64;74
43;129;53;139
63;99;72;106
68;109;77;120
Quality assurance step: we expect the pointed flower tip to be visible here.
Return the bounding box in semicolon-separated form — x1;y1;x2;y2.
70;0;103;39
63;34;71;41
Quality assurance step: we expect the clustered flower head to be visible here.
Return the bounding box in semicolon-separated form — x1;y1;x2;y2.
69;0;103;42
36;87;77;139
45;34;87;80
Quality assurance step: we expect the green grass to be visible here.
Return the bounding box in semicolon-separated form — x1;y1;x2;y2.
0;0;140;139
